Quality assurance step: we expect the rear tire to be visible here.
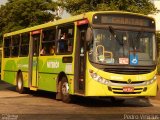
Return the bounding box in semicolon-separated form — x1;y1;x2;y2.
60;76;72;103
16;72;25;94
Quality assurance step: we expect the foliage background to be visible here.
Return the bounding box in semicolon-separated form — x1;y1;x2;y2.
0;0;59;42
156;32;160;74
60;0;158;15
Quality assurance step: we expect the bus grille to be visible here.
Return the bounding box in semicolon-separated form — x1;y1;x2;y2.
110;80;144;84
104;67;155;75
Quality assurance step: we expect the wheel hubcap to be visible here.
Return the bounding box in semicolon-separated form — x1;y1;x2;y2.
17;78;22;90
62;82;69;95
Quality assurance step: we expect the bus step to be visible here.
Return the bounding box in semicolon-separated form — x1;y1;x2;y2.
74;93;85;96
30;87;38;91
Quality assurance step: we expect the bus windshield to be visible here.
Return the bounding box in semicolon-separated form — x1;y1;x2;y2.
88;28;156;66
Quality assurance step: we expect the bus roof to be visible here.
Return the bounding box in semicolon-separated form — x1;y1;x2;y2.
3;11;155;37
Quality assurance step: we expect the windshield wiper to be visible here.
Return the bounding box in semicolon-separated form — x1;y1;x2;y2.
108;26;123;46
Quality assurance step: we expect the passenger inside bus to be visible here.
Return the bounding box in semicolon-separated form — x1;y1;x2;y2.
50;45;55;54
59;39;67;53
40;47;46;55
61;33;66;39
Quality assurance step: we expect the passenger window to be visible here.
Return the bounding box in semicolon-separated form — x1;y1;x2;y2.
12;35;20;57
41;28;56;56
4;37;11;58
56;24;74;54
20;33;30;56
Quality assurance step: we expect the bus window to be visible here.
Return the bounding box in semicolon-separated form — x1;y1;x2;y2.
20;32;30;56
12;35;20;57
41;28;56;56
4;37;11;58
56;24;74;54
32;34;40;56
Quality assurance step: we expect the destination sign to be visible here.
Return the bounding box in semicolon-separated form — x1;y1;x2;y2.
93;14;155;27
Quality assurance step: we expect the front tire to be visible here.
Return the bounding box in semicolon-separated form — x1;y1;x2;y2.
16;72;25;94
60;76;71;103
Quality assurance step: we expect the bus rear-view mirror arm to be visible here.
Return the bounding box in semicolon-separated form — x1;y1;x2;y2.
86;27;93;51
86;27;93;42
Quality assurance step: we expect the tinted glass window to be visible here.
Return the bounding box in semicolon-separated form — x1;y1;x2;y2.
40;28;56;56
4;37;11;58
56;24;74;54
11;35;20;57
20;33;30;56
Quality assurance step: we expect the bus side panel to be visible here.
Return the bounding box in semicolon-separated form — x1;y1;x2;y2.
38;73;57;92
22;72;29;88
38;56;74;93
4;71;16;85
2;57;29;87
67;75;74;95
2;58;17;85
17;57;29;88
38;73;74;93
38;56;58;92
1;56;4;81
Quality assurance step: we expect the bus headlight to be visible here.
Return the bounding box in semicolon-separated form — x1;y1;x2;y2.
144;76;157;85
89;69;110;85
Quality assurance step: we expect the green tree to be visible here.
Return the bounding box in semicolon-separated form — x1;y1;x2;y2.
156;32;160;74
0;0;58;36
60;0;158;15
157;32;160;57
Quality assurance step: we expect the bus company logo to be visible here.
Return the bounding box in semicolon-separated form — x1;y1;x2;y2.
127;79;132;84
47;61;59;68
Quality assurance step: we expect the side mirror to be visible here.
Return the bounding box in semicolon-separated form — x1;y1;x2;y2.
86;27;93;42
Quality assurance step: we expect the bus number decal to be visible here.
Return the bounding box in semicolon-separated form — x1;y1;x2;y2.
47;61;59;68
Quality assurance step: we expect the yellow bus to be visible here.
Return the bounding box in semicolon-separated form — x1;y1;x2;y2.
1;11;157;102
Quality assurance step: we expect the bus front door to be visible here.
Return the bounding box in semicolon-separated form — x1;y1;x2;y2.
29;31;40;89
75;25;87;94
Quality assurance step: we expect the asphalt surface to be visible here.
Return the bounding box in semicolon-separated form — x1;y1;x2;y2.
0;80;160;120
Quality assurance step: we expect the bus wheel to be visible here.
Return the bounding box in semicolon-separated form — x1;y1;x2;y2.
16;72;25;94
60;77;71;103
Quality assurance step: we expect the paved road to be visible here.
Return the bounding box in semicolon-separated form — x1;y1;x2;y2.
0;80;160;120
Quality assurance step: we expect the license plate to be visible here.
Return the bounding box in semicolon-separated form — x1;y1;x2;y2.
123;87;134;92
